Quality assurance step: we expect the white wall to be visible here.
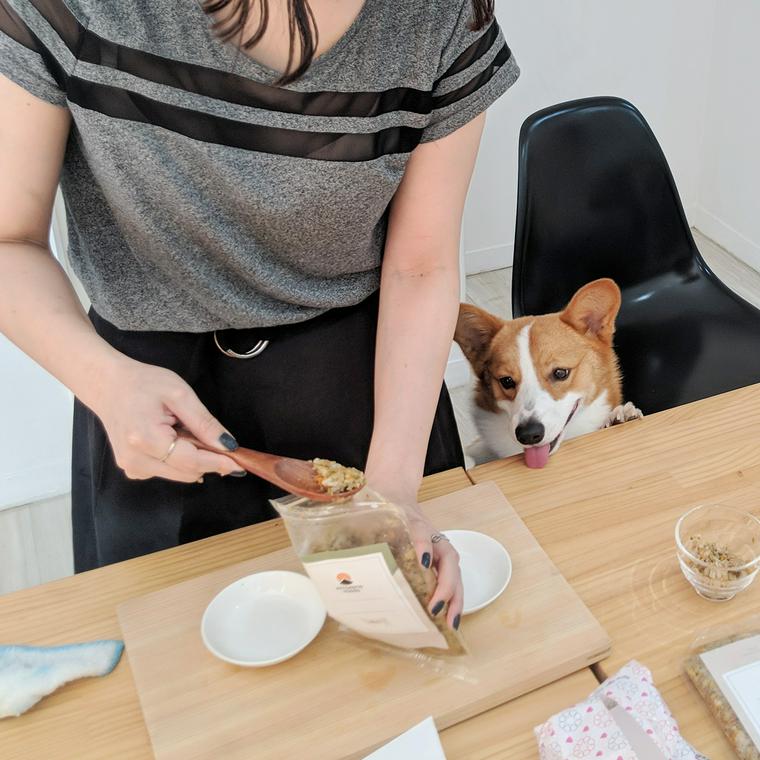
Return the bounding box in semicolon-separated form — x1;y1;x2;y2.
693;0;760;273
0;343;72;510
0;217;74;510
3;2;756;501
463;0;718;274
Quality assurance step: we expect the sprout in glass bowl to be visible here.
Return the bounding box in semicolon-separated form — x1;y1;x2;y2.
675;504;760;601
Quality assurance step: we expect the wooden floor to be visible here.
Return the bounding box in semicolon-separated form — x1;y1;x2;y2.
2;230;759;596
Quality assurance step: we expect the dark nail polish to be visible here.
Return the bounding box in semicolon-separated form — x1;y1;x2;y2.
431;600;444;616
421;552;431;569
452;614;461;631
230;470;247;478
219;432;238;451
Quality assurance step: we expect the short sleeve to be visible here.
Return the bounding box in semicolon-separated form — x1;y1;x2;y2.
0;0;67;106
422;5;520;143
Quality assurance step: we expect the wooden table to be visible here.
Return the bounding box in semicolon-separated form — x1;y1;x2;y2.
9;386;754;759
440;668;599;759
470;383;760;758
0;466;600;759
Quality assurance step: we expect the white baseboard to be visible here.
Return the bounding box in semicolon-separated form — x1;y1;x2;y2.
692;206;760;273
464;243;514;276
445;343;472;388
0;460;71;512
445;356;471;389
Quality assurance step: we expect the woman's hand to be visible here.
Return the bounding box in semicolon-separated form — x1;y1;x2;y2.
405;504;463;630
89;355;243;483
0;79;240;485
365;478;463;630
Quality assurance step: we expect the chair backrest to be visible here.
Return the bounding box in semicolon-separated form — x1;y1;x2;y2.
512;96;698;317
511;96;760;414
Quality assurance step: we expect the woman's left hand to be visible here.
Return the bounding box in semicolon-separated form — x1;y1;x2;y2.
367;479;463;630
404;505;463;630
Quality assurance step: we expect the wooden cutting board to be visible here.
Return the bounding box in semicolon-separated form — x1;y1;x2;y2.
118;481;610;760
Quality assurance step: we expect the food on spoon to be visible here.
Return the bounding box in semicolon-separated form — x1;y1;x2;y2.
311;459;366;494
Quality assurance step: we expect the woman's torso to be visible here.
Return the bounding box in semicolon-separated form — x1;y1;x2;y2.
5;0;517;330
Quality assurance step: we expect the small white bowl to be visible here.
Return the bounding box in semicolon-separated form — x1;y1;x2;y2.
201;570;326;667
444;530;512;615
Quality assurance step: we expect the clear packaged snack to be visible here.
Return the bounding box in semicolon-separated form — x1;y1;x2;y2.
271;489;466;656
685;617;760;759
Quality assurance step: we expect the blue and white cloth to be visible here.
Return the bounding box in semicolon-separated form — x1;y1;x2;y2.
0;640;123;718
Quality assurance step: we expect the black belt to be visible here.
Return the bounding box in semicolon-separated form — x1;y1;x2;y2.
212;291;379;359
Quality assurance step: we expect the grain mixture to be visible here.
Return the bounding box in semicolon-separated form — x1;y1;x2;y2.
685;534;750;584
273;492;466;655
311;459;366;495
306;513;465;654
685;630;760;760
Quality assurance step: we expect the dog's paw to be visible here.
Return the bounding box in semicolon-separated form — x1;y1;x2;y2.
604;401;643;428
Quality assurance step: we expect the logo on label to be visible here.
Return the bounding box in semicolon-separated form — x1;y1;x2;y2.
336;572;353;586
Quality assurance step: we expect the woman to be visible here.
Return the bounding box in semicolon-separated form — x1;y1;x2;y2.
0;0;519;629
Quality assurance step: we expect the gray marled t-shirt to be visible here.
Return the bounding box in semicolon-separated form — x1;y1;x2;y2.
0;0;519;330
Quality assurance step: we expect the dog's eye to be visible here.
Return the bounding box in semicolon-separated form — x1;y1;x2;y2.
499;376;516;390
552;368;570;381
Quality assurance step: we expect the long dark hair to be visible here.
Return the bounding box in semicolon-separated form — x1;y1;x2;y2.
203;0;495;84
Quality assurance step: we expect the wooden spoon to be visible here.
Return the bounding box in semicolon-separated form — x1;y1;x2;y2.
175;429;363;502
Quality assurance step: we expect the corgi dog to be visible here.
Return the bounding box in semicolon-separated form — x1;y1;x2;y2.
455;278;642;469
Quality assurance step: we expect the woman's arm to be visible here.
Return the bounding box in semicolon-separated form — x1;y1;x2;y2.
365;113;487;626
0;75;240;481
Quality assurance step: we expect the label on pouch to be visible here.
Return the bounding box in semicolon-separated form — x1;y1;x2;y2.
724;661;760;743
300;543;447;650
700;633;760;750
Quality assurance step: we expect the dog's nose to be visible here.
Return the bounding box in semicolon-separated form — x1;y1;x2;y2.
515;419;545;446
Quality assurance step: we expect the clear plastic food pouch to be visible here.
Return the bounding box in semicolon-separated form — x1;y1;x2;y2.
271;489;469;672
685;615;760;759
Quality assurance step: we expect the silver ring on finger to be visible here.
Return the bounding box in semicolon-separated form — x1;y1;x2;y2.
431;533;450;544
160;438;178;463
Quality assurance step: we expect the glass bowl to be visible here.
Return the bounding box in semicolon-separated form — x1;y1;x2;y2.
675;504;760;601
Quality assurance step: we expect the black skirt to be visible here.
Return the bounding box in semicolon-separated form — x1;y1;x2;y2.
71;292;464;571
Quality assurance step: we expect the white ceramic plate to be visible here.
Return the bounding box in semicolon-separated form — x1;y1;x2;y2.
443;530;512;615
201;570;326;667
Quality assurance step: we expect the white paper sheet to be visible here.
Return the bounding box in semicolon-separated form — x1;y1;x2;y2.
362;716;447;760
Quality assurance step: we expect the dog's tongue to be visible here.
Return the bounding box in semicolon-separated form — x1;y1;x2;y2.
524;444;551;469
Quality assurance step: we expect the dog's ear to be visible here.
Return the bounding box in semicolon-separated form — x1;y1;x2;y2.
455;303;503;367
560;278;621;345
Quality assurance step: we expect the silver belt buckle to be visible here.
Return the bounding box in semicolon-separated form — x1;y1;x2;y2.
213;331;269;359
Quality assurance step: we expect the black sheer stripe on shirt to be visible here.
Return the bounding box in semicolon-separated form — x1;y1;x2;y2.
77;32;435;117
432;43;512;110
27;0;436;117
12;19;69;91
25;0;504;119
27;0;82;52
66;77;426;161
434;20;500;86
10;0;510;159
0;0;37;49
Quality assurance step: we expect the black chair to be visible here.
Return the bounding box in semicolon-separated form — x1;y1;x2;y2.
512;96;760;414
